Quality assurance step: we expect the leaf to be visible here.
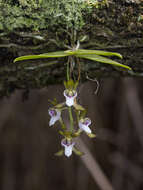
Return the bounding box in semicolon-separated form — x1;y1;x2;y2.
14;51;70;62
64;50;76;55
24;62;61;70
75;49;123;59
76;54;132;70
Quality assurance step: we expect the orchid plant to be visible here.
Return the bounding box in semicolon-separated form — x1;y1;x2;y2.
14;42;132;157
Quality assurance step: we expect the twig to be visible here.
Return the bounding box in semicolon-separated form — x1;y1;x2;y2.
77;138;114;190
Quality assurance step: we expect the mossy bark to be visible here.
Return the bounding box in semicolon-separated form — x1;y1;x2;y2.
0;0;143;97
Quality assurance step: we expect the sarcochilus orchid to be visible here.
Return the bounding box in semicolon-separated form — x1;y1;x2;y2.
13;40;132;158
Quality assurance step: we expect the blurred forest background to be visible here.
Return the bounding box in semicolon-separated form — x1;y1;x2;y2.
0;78;143;190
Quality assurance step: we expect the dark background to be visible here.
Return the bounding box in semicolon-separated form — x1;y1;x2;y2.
0;78;143;190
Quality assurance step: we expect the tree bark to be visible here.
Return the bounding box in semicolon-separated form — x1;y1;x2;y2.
0;0;143;97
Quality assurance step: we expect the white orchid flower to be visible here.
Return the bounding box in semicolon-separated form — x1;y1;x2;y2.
79;118;92;133
63;90;77;107
61;139;75;157
48;108;61;126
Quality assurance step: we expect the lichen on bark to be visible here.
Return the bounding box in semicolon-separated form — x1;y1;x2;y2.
0;0;93;31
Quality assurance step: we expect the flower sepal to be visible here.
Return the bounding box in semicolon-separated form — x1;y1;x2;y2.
64;79;78;91
78;118;92;134
55;149;64;156
71;129;82;138
59;130;72;139
48;98;58;106
86;133;96;138
73;103;85;111
73;147;84;156
55;102;65;109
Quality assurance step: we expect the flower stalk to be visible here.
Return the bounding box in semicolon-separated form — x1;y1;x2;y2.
68;107;74;132
47;54;97;157
48;77;96;157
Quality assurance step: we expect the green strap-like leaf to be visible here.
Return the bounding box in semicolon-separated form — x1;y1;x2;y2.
76;54;132;70
14;51;70;62
75;49;123;59
24;62;61;70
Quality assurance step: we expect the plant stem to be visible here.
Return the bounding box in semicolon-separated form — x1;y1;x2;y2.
68;107;74;132
67;58;74;132
76;57;81;82
72;0;75;45
67;59;70;81
59;118;66;130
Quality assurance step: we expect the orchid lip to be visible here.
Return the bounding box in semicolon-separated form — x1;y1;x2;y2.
61;139;71;146
61;139;75;157
63;90;77;107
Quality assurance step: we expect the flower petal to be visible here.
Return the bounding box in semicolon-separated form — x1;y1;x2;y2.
49;109;61;126
79;122;92;133
79;118;92;133
49;116;57;126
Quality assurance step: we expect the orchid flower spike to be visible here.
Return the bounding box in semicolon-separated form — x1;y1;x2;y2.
48;108;61;126
79;118;92;134
63;90;77;107
61;139;75;157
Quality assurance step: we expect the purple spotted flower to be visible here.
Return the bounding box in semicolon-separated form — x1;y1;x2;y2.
79;118;92;133
63;90;77;107
61;139;75;157
48;108;61;126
